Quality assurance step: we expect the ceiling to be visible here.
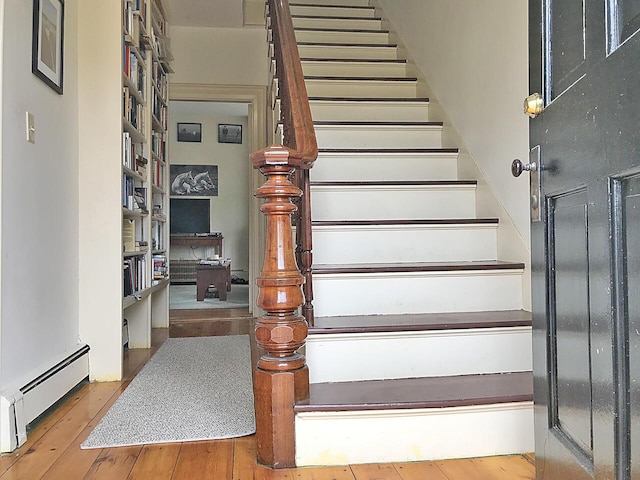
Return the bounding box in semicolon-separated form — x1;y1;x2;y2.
163;0;256;28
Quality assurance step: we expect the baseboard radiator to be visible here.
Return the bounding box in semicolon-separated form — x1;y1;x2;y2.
170;259;200;283
0;344;90;452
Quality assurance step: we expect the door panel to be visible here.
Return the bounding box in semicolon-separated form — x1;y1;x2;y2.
530;0;640;478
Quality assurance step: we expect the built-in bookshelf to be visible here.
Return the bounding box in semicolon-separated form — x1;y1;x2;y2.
121;0;171;346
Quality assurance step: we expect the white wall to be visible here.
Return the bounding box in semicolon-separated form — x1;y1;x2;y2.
377;0;531;248
169;26;268;86
169;101;250;278
0;0;81;388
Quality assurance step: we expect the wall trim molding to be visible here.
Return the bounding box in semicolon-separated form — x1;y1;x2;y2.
169;83;268;314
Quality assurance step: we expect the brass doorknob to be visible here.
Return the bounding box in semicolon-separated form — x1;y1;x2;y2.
523;93;544;118
511;158;537;177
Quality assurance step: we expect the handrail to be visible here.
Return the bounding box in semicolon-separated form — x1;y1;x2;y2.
249;0;317;469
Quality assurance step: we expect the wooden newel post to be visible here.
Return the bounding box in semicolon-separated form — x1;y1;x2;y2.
251;145;310;469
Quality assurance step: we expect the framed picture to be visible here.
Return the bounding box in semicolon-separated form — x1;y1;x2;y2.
32;0;64;94
218;124;242;144
177;123;202;142
170;165;218;197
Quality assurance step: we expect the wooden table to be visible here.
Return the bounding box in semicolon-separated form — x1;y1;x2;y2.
196;261;231;301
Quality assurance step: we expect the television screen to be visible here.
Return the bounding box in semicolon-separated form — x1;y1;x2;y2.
170;198;210;234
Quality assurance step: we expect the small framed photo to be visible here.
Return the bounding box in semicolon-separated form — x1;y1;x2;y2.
177;123;202;142
32;0;64;94
218;124;242;144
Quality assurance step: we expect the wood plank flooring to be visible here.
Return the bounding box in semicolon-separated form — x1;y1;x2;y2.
0;311;535;480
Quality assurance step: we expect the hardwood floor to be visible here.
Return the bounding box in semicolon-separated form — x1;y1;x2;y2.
0;312;535;479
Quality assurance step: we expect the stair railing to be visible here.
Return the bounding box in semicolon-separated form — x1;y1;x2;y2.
249;0;317;468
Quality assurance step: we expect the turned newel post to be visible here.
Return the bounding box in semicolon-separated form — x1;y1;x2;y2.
251;145;309;469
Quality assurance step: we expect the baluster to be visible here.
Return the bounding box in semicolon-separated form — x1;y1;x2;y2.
251;145;309;468
298;169;314;326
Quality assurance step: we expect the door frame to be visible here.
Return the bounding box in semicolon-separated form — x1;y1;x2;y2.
169;83;268;313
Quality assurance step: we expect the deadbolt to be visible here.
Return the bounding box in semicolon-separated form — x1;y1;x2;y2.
523;93;544;118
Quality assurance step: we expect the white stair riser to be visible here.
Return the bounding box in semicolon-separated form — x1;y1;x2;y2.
298;44;397;60
310;99;428;122
293;16;382;30
312;152;459;181
312;270;524;316
292;0;371;6
302;61;407;78
290;5;377;18
306;79;415;98
315;124;442;149
295;403;534;466
311;185;476;220
312;226;496;264
296;30;390;45
307;327;532;383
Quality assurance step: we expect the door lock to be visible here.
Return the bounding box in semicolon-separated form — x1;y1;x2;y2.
523;93;544;118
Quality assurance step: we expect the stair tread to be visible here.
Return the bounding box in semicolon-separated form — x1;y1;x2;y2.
318;148;459;153
313;121;443;126
313;260;525;274
293;14;382;20
312;219;498;227
309;310;532;334
311;180;475;186
309;97;427;102
296;27;390;33
302;58;407;63
306;76;416;81
290;3;375;8
299;42;397;48
295;372;533;412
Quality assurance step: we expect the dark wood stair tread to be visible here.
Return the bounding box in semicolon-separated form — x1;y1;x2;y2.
290;3;375;9
312;219;498;227
298;42;397;48
294;372;533;412
305;76;416;82
293;14;382;21
313;121;443;126
309;97;427;102
310;180;475;186
301;58;407;63
312;260;525;275
309;310;532;334
296;27;390;34
318;148;459;153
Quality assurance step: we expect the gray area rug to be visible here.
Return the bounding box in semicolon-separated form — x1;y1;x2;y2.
81;335;255;448
170;284;250;310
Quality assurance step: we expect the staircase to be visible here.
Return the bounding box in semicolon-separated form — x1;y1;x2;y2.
270;0;533;467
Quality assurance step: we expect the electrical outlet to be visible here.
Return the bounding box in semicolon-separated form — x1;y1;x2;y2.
26;112;35;144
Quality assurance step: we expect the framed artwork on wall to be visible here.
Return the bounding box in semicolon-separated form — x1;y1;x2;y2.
218;124;242;144
170;165;218;197
32;0;64;94
177;123;202;142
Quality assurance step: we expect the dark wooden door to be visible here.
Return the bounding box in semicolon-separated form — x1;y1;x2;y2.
529;1;640;479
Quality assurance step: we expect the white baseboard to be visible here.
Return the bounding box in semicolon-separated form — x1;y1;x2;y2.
0;345;89;452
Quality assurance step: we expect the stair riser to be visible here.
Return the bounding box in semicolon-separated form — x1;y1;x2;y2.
302;61;407;78
306;79;415;98
312;271;523;316
298;44;397;60
295;403;534;466
296;30;390;45
314;125;442;149
309;99;428;121
290;5;377;18
293;17;382;30
311;186;476;220
306;327;532;383
292;0;371;6
311;152;459;181
312;226;496;264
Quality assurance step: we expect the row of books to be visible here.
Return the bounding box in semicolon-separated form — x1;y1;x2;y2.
151;220;165;251
123;43;146;91
151;89;167;129
124;255;148;297
153;254;168;280
122;176;147;211
151;131;166;161
152;158;164;189
152;59;168;98
123;86;145;132
122;131;148;172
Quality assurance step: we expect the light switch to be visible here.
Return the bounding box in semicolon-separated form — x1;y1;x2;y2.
26;112;35;144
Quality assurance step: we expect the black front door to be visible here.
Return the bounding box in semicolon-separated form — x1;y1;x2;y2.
529;1;640;479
